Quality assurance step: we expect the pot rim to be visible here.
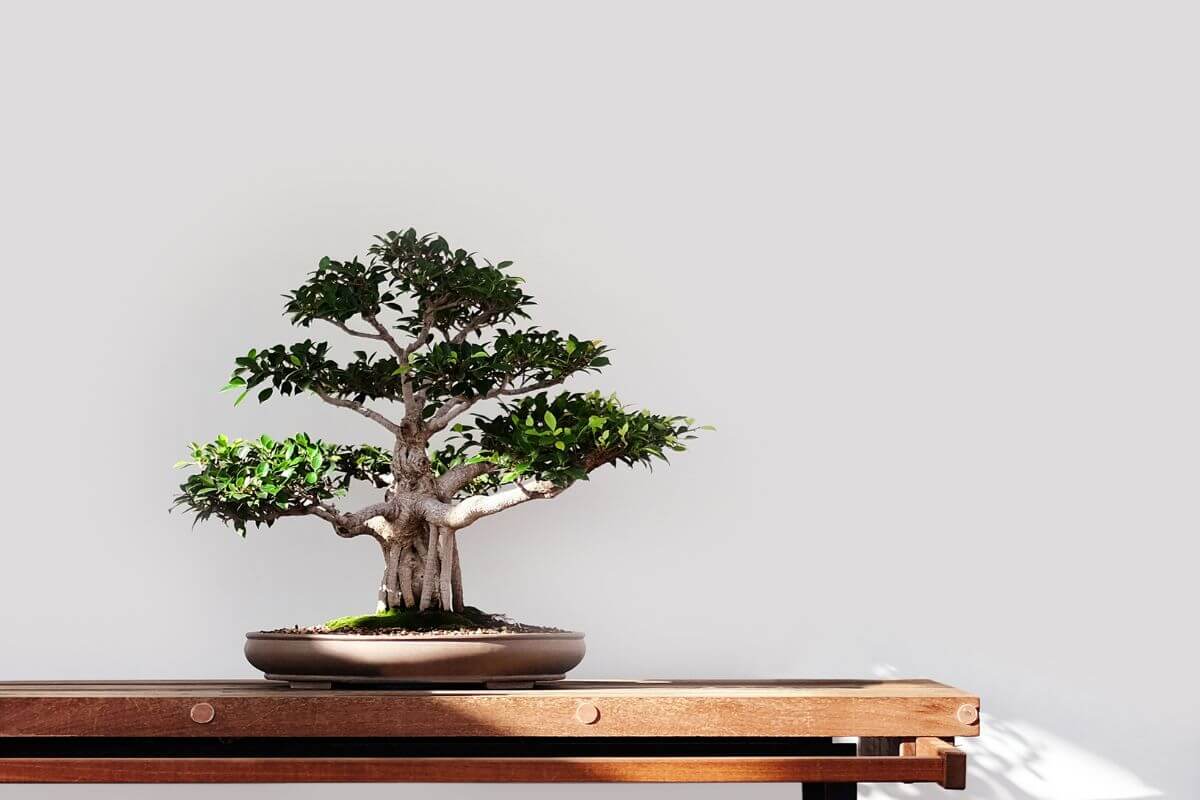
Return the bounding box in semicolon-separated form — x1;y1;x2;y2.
246;629;585;642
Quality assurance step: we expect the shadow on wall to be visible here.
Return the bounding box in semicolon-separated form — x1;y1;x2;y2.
861;667;1161;800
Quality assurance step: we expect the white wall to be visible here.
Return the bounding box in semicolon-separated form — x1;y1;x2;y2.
1;2;1196;798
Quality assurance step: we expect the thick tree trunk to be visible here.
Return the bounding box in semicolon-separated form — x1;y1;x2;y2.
382;519;470;614
374;543;404;612
398;542;416;608
376;567;390;613
367;517;407;612
418;525;440;611
385;544;402;609
438;528;456;612
450;532;464;612
356;485;483;616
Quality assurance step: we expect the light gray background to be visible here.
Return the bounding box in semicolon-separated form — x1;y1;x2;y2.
1;2;1196;798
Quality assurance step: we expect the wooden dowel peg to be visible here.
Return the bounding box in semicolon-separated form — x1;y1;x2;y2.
189;703;215;724
575;702;600;725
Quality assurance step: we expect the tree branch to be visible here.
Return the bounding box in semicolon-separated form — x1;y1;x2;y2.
310;501;393;540
450;309;494;343
416;479;563;529
400;314;436;358
436;461;498;496
494;377;562;397
347;501;395;526
424;377;567;434
363;313;407;360
425;398;475;434
327;320;387;341
418;445;623;528
313;390;403;435
323;310;432;423
391;307;446;419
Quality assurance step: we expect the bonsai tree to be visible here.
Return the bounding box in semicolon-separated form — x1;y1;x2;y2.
174;229;705;624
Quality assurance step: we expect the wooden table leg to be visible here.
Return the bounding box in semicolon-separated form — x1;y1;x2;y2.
801;740;857;799
802;783;856;799
899;737;967;790
858;737;908;756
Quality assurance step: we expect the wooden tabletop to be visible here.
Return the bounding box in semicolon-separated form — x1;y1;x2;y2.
0;679;980;739
0;680;978;788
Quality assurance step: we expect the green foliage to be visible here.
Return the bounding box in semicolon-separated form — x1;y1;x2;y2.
173;434;391;534
368;229;532;336
465;391;703;487
323;605;502;632
284;258;392;326
408;330;608;408
426;440;502;497
180;226;708;536
230;231;613;409
283;228;531;338
226;329;609;408
226;341;402;404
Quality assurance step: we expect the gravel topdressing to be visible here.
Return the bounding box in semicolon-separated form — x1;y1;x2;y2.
265;621;567;636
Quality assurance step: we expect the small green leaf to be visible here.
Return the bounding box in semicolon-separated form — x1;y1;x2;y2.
555;441;566;451
305;472;318;484
544;411;557;429
222;376;246;392
258;388;274;403
391;365;411;376
699;424;717;431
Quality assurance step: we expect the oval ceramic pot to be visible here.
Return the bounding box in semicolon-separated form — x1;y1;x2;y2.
244;630;586;686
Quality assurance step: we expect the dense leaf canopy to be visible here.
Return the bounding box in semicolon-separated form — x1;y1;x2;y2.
225;329;609;410
444;391;703;489
284;230;531;338
176;227;706;535
284;258;391;327
369;229;533;335
174;434;390;534
408;331;608;407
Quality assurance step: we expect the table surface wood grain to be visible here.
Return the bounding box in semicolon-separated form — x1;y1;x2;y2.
0;679;980;739
0;679;977;788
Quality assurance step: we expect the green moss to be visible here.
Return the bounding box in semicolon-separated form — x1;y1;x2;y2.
323;605;503;633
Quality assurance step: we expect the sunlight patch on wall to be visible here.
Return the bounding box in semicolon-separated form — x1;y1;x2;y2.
861;665;1160;800
962;714;1161;800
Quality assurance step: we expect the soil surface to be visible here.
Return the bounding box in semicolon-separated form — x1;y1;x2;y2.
265;606;566;636
266;624;566;636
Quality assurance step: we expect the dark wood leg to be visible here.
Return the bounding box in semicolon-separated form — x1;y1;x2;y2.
802;783;856;799
858;737;906;756
802;740;857;798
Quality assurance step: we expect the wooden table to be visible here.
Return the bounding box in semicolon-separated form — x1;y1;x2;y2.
0;679;979;797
